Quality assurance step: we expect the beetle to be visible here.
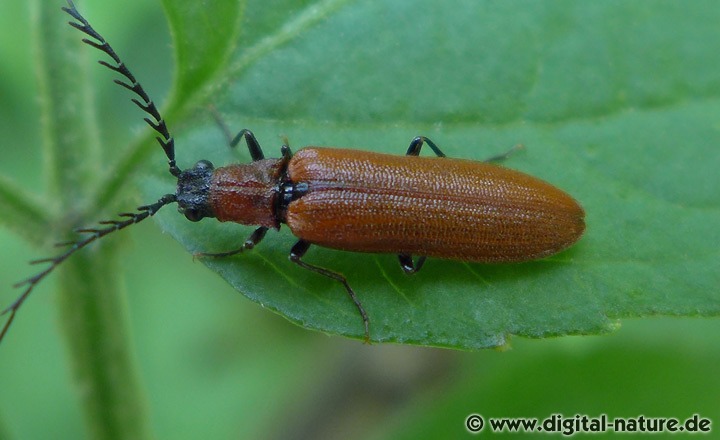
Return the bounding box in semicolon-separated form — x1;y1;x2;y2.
0;1;585;344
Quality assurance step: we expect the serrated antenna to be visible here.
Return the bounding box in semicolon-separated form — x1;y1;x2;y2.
63;0;181;176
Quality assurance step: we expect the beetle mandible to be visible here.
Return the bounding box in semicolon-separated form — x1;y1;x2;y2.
0;1;585;344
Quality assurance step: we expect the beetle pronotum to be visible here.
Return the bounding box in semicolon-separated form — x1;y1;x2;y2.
0;1;585;344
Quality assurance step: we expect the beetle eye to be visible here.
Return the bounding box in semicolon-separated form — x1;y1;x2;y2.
195;160;214;170
183;208;203;222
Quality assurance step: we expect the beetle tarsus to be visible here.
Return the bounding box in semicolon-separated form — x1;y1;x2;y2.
289;240;370;343
195;226;269;258
406;136;447;157
209;108;265;161
398;254;426;274
483;144;525;163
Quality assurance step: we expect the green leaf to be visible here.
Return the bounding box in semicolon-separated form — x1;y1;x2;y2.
161;0;244;104
148;0;719;349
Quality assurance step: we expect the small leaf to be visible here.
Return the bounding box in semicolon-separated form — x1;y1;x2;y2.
148;0;719;349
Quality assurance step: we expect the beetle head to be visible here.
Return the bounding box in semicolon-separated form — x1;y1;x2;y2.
176;160;216;222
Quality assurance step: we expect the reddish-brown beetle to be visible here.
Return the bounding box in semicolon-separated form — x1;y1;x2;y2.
0;1;585;343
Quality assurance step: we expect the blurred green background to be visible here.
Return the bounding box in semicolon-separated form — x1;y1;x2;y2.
1;0;718;439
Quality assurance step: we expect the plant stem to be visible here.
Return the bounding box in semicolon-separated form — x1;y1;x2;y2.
0;175;49;246
32;1;153;438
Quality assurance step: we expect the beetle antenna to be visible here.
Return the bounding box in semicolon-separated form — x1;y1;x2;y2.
0;195;178;344
62;0;181;176
1;2;184;343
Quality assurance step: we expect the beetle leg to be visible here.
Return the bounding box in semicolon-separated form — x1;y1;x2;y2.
195;226;268;258
398;254;426;274
405;136;446;157
209;107;265;161
227;129;265;161
407;136;525;164
289;240;370;343
483;144;524;163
